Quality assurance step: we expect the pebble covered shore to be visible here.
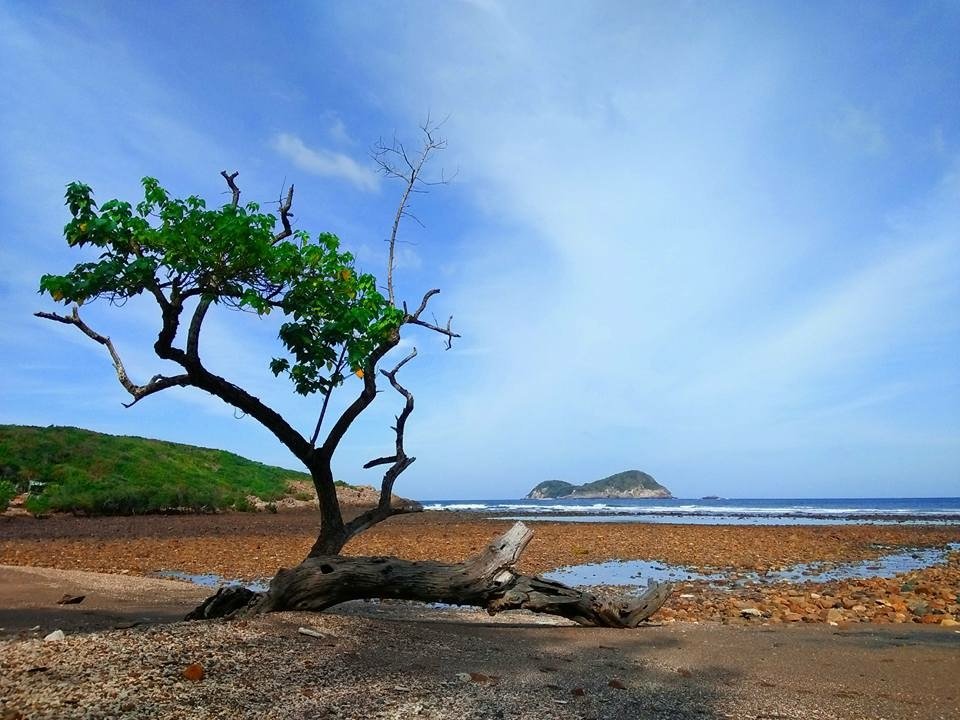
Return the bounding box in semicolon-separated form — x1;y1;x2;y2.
1;511;958;626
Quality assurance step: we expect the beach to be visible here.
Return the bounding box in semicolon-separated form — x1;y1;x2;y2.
2;510;959;718
1;510;958;626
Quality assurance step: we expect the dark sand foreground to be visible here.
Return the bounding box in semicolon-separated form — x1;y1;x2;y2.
1;565;959;720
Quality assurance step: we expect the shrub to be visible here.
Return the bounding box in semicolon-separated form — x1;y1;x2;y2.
0;479;15;511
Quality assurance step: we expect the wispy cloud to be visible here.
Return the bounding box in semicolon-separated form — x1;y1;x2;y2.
272;133;379;191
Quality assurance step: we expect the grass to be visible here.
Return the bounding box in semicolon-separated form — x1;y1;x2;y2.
0;424;328;515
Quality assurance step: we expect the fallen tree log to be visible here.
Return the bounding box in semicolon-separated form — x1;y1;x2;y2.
187;521;670;628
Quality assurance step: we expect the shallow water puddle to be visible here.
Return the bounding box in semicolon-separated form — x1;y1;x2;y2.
543;542;960;589
151;570;269;592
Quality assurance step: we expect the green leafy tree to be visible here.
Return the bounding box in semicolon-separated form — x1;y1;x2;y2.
37;127;456;554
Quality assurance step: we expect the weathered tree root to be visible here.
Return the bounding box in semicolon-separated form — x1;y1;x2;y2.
186;522;671;628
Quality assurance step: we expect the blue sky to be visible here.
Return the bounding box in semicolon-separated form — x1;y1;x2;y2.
1;1;958;499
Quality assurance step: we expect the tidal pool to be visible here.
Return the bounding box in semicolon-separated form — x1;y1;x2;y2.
152;570;269;592
543;542;960;588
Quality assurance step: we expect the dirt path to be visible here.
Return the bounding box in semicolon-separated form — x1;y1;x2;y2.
1;566;958;719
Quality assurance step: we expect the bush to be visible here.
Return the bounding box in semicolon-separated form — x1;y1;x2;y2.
0;425;314;515
0;479;15;511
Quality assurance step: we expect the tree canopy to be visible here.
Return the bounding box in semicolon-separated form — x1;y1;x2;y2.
41;176;402;398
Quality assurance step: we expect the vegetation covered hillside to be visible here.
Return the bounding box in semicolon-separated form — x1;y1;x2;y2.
527;470;671;499
0;425;320;514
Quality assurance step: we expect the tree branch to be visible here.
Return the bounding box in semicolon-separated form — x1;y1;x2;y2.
35;307;190;407
274;184;295;243
319;333;400;458
404;288;460;349
362;455;398;469
344;348;421;539
373;119;450;307
220;170;240;206
309;344;348;447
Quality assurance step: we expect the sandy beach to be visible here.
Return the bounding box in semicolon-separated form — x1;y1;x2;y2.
2;511;959;718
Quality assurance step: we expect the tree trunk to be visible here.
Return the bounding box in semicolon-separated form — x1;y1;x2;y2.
306;459;348;556
187;522;671;628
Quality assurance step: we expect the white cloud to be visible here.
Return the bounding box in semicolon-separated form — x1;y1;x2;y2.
318;2;960;498
272;133;379;191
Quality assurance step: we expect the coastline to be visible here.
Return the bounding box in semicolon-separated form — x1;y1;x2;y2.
2;510;959;718
2;509;958;627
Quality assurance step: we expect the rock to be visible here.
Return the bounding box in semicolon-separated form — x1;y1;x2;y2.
298;627;327;639
571;688;586;697
783;612;803;622
825;608;844;624
469;672;496;683
43;629;65;642
940;617;958;627
740;608;763;619
182;663;205;681
56;594;85;605
608;679;627;689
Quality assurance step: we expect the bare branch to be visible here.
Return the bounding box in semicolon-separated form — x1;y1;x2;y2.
362;455;398;469
372;120;451;307
35;307;189;406
274;184;295;243
320;332;401;458
220;171;240;205
403;288;459;349
410;288;441;319
346;348;421;538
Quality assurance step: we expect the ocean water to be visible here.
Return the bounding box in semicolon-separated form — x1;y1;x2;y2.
420;497;960;525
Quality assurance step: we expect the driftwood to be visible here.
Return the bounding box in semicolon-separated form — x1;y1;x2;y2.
187;522;670;628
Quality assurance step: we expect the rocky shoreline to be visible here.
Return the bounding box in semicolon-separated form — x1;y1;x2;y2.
1;511;958;628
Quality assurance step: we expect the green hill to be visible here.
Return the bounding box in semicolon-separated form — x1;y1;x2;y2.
0;424;318;515
526;470;671;499
526;480;575;499
572;470;669;497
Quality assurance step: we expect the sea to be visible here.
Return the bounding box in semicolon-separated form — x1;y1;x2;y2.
420;497;960;525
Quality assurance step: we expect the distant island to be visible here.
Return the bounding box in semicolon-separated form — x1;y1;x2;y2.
526;470;672;499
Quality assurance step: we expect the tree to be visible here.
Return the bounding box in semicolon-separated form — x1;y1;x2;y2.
36;126;669;627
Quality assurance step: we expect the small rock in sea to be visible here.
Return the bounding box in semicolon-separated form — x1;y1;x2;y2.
182;663;205;682
608;679;627;689
571;688;586;697
740;608;763;619
455;672;472;683
43;629;65;642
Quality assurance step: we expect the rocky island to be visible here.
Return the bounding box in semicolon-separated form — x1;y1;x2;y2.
526;470;672;499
